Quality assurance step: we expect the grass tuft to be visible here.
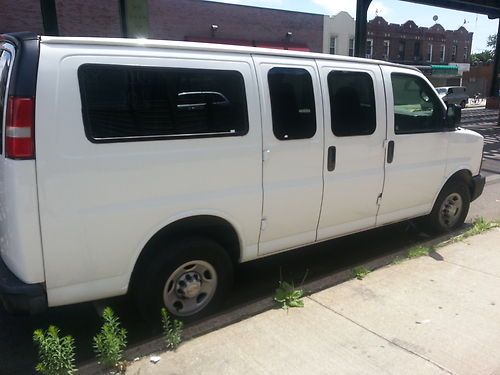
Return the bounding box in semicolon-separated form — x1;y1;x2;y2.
407;245;433;259
456;217;499;240
351;266;371;280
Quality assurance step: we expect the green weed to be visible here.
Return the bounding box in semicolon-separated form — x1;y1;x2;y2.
457;217;499;240
161;308;183;351
33;326;76;375
352;266;371;280
93;307;127;369
407;245;433;259
274;281;304;309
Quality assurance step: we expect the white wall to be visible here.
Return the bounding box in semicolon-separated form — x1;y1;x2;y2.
323;11;356;56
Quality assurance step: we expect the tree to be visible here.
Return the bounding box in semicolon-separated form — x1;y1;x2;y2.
470;34;497;64
487;34;497;52
471;50;494;64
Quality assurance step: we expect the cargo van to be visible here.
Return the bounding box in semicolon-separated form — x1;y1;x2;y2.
0;33;485;319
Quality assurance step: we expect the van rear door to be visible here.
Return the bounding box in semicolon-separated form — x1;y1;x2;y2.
0;34;44;285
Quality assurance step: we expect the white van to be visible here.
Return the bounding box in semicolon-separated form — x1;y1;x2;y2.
0;33;485;319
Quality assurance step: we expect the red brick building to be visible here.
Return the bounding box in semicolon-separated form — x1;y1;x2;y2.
367;16;473;64
0;0;323;52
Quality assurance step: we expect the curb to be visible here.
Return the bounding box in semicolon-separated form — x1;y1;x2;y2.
78;226;473;374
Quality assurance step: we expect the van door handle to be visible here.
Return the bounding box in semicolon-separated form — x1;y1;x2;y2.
387;141;395;163
327;146;336;171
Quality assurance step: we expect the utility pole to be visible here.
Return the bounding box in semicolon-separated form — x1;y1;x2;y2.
354;0;372;58
40;0;59;36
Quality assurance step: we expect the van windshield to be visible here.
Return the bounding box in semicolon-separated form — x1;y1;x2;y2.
0;50;12;153
435;88;447;95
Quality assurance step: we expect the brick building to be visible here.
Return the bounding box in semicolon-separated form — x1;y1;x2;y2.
366;16;473;86
367;16;473;64
0;0;323;52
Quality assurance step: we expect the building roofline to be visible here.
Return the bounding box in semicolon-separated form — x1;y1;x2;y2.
197;0;324;17
39;35;420;71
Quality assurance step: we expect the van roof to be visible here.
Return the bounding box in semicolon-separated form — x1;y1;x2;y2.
39;35;420;72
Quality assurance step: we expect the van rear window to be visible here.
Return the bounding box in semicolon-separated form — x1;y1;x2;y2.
78;64;249;142
0;50;12;152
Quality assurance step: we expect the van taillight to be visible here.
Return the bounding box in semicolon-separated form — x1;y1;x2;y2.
5;96;35;159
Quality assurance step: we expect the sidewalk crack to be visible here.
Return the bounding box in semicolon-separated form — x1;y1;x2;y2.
441;260;500;279
307;296;456;375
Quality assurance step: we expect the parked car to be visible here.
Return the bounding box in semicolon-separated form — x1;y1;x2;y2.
435;86;469;108
0;32;485;320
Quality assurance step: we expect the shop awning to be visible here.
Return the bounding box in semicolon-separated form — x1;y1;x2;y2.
185;37;253;46
184;37;310;52
430;65;459;76
255;42;310;51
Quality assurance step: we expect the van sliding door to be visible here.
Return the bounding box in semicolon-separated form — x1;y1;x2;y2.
316;62;386;240
253;56;324;255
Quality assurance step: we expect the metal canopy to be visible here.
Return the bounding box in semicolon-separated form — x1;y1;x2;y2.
399;0;500;18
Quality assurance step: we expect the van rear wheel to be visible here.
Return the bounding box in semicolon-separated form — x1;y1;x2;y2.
133;237;233;322
425;180;470;234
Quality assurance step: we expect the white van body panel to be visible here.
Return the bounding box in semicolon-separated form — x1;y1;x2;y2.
377;66;449;225
0;159;45;283
316;61;386;240
35;43;262;306
0;43;44;284
445;128;483;179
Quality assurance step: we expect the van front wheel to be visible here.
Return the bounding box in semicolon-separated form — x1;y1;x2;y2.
133;237;233;322
426;180;470;234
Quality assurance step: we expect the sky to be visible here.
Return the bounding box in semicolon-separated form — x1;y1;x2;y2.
207;0;498;53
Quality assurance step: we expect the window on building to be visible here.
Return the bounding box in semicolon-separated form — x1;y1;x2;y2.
398;41;406;61
451;44;457;62
330;37;337;54
268;67;316;140
463;46;468;61
413;41;421;60
366;39;373;59
383;40;390;60
391;73;445;134
328;71;376;137
427;44;433;62
440;44;446;63
348;38;355;56
78;64;249;142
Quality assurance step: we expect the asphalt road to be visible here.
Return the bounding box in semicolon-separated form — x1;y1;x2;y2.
1;108;499;375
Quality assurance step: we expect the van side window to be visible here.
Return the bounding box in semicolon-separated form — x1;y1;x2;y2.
268;67;316;140
391;73;444;134
78;64;249;142
0;50;12;152
328;71;376;137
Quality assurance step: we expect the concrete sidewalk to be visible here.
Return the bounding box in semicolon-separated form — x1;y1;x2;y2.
127;229;500;375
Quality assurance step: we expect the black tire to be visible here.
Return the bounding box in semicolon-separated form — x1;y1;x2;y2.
425;179;470;234
460;100;467;108
133;236;233;323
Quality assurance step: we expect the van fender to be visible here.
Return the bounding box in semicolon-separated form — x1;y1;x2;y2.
125;209;246;291
430;167;474;211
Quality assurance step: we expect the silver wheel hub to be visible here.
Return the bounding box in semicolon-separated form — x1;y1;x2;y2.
163;260;217;317
176;272;202;298
438;192;463;228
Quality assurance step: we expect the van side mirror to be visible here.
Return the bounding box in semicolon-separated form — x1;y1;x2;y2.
446;104;461;128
